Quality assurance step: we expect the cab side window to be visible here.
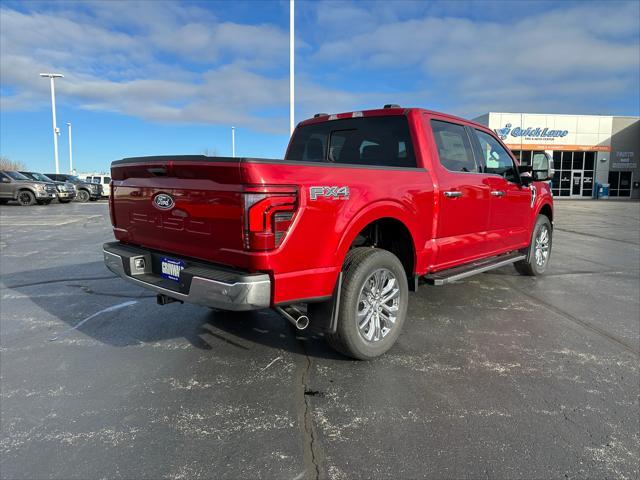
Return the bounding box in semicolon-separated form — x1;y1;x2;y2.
475;130;518;182
430;120;478;173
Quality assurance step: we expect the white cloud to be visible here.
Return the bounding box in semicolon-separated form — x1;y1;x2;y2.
1;0;638;136
312;1;640;116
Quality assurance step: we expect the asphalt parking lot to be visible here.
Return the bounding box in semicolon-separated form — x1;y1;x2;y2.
1;200;638;480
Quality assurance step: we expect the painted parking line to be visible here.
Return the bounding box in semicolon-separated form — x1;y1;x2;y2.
49;300;138;341
0;215;102;227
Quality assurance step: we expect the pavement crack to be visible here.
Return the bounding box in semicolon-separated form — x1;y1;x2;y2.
295;337;325;480
2;275;116;290
555;227;639;246
501;278;639;357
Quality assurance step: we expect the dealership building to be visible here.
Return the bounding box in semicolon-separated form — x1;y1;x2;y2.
475;112;640;199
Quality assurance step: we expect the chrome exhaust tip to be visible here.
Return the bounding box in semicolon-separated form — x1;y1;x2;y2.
275;306;309;331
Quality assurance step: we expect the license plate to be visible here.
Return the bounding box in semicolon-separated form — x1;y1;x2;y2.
160;257;184;282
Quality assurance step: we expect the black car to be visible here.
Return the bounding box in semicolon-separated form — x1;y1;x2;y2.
45;174;102;202
19;171;77;203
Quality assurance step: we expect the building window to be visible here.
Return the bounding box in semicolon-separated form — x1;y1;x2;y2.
548;150;595;198
510;149;540;168
608;171;633;198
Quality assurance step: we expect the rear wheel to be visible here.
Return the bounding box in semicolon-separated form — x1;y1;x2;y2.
76;189;90;202
515;215;552;276
326;248;408;360
17;190;36;206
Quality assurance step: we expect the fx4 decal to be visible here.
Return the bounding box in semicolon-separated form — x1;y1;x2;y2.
310;186;350;201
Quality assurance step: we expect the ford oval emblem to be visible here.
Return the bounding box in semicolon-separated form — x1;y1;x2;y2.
153;193;174;210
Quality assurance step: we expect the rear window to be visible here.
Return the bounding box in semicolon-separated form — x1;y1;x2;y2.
286;116;417;168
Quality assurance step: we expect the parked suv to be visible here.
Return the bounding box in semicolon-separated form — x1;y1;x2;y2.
104;106;554;359
19;171;77;203
0;170;58;206
80;173;111;197
45;173;102;202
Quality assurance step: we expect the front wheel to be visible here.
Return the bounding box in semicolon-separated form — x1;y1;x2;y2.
515;215;552;276
17;190;36;206
326;248;409;360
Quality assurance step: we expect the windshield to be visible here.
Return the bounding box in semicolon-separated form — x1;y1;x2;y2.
286;116;417;168
5;171;30;181
23;172;53;182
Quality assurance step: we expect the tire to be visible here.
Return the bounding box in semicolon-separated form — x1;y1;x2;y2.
17;190;36;206
326;247;409;360
76;189;90;202
89;197;98;202
515;215;552;276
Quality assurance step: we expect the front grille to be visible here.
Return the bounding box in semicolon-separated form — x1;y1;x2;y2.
45;185;57;193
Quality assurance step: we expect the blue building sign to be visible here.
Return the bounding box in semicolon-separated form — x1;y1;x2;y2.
496;123;569;141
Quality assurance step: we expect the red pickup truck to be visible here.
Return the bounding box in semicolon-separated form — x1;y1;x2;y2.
104;106;553;359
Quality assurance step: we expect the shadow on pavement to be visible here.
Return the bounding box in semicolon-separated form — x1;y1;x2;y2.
1;260;344;359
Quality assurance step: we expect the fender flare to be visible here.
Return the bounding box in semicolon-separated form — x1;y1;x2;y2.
15;187;37;200
335;200;419;268
534;201;553;227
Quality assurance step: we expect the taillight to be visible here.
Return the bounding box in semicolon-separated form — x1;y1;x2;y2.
243;187;297;251
108;182;116;226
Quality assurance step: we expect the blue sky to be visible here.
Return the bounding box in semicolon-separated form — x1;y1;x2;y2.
1;0;639;173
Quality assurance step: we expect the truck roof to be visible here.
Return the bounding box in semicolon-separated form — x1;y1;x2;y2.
297;107;488;131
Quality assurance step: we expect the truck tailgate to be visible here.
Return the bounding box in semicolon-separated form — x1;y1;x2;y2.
110;156;246;266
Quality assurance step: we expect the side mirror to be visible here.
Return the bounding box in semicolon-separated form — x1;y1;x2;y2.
531;152;554;181
1;177;11;183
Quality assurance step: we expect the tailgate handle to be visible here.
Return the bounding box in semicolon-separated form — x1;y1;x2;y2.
147;167;167;176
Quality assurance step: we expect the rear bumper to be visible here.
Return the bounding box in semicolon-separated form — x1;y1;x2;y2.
103;242;271;311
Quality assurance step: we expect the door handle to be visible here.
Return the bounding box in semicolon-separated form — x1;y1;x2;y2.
443;191;462;198
491;190;505;197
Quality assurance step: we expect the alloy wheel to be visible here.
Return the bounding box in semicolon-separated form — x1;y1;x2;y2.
356;268;400;343
534;225;550;267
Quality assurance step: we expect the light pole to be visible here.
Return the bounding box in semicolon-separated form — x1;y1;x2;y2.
231;126;236;158
290;0;295;136
66;122;73;173
40;73;64;174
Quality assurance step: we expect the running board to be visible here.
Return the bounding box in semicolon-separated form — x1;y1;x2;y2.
424;252;526;286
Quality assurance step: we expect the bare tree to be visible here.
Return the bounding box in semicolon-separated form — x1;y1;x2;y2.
0;156;26;171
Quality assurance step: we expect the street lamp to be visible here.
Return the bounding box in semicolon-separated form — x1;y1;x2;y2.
290;0;295;136
39;73;64;174
66;122;73;173
231;126;236;158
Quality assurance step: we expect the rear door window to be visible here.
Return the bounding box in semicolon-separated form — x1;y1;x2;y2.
287;116;417;168
430;120;478;173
